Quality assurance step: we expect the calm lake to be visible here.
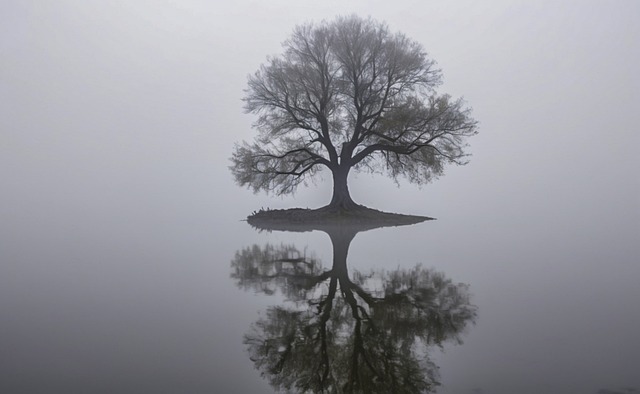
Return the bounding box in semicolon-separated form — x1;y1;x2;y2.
2;186;638;393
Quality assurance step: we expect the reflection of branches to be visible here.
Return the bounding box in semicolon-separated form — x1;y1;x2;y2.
366;267;477;345
231;244;329;300
234;242;477;393
245;307;330;391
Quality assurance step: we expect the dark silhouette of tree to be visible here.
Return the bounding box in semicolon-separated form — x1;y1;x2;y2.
230;15;478;211
231;225;477;393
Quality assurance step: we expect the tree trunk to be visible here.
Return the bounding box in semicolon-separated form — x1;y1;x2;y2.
328;166;358;211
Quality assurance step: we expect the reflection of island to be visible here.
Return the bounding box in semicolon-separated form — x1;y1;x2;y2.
232;223;477;393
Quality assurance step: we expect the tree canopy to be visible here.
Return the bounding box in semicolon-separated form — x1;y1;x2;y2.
231;15;478;210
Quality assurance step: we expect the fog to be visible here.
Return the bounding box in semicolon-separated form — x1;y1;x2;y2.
1;1;639;393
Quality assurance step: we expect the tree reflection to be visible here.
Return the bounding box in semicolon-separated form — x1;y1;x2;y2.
231;225;477;393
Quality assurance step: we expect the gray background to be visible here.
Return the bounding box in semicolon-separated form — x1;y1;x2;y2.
2;1;638;393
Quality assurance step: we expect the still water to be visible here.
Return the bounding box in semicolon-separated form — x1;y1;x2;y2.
2;194;638;393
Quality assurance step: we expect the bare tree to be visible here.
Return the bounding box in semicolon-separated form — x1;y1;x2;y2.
231;15;478;210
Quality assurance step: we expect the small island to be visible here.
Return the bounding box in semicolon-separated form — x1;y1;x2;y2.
247;205;433;233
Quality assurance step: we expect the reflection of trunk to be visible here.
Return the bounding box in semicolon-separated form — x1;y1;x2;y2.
327;226;358;277
317;227;357;392
327;226;377;392
329;166;358;211
318;276;337;389
327;226;377;306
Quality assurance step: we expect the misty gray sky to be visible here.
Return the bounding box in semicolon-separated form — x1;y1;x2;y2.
2;1;638;224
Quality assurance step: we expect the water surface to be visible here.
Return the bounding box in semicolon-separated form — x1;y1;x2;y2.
2;201;638;393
